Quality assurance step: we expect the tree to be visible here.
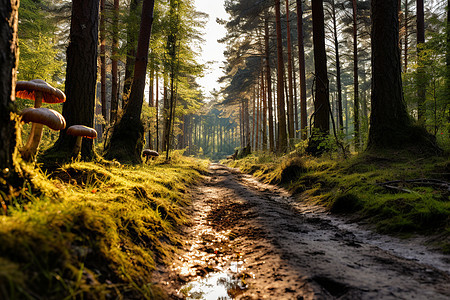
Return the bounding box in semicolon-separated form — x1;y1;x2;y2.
275;0;288;152
110;0;120;124
296;0;307;140
285;0;295;141
46;0;99;161
307;0;330;154
352;0;360;150
416;0;426;124
0;0;20;184
100;0;107;125
367;0;438;151
104;0;155;163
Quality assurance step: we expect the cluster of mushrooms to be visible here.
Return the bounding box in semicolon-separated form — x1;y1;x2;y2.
16;79;97;161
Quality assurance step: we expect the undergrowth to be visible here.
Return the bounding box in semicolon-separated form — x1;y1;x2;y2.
0;152;208;299
227;150;450;252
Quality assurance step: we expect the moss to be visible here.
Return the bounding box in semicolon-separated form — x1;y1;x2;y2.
0;155;207;299
330;193;362;214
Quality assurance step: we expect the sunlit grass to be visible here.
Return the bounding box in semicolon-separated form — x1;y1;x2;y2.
0;152;208;299
229;150;450;250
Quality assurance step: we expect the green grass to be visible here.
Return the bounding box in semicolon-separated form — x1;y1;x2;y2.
227;150;450;251
0;152;208;299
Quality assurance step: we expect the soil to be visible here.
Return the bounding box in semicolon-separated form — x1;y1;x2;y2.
153;163;450;299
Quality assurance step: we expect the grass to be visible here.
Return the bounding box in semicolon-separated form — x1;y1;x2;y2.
0;151;208;299
227;149;450;251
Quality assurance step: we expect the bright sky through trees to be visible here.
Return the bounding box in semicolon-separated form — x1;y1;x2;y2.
194;0;227;98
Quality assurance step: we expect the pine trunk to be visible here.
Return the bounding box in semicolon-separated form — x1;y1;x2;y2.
296;0;308;140
285;0;295;141
264;15;275;152
105;0;155;163
416;0;426;124
50;0;99;161
0;0;19;184
110;0;120;123
100;0;107;123
274;0;288;153
331;0;343;130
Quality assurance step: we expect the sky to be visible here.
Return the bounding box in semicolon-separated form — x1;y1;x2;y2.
193;0;228;99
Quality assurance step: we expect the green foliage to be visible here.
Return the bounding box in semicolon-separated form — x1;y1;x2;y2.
0;157;208;299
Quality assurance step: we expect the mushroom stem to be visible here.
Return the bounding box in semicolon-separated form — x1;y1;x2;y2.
20;123;44;161
34;91;43;108
72;136;83;157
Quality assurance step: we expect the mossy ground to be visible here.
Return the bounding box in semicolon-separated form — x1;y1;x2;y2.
226;149;450;252
0;151;208;299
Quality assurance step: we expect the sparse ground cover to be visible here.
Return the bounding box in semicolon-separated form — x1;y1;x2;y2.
226;149;450;251
0;152;208;299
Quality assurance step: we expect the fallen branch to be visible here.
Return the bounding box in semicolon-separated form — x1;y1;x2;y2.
376;178;450;193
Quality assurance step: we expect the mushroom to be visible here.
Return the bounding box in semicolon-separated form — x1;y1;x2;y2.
16;79;66;108
142;149;159;163
66;125;97;157
16;80;66;161
20;108;66;160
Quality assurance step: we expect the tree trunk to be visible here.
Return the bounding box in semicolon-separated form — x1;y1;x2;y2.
100;0;107;124
285;0;295;141
104;0;155;163
367;0;437;151
416;0;426;124
307;0;329;154
122;0;142;109
274;0;288;153
404;0;408;73
264;15;275;152
331;0;343;130
296;0;308;140
261;70;268;150
110;0;120;124
0;0;20;186
352;0;360;150
49;0;99;162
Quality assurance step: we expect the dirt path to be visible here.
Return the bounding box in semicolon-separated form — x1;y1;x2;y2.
154;164;450;299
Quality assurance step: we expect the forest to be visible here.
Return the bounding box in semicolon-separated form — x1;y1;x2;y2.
0;0;449;299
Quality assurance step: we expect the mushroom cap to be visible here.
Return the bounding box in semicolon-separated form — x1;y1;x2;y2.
66;125;97;139
142;149;159;157
20;107;66;131
16;79;66;104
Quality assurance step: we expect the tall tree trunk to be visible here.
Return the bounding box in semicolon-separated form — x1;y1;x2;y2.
155;71;159;151
261;69;268;150
105;0;155;163
416;0;426;124
0;0;20;186
110;0;120;124
148;55;154;148
352;0;360;150
296;0;308;140
404;0;409;73
285;0;295;141
50;0;99;161
264;15;275;152
274;0;288;153
100;0;107;124
331;0;343;130
122;0;142;109
307;0;329;154
368;0;437;151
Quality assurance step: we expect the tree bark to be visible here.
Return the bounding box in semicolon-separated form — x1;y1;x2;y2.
104;0;155;163
416;0;426;124
110;0;120;124
331;0;343;130
285;0;295;141
404;0;409;73
49;0;99;161
352;0;360;150
274;0;288;153
100;0;107;124
0;0;20;184
367;0;437;151
296;0;307;140
307;0;329;154
264;15;275;152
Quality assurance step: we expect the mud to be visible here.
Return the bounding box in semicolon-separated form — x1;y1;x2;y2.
153;164;450;299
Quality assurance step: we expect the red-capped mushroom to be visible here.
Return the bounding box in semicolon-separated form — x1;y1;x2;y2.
16;79;66;108
142;149;159;163
66;125;97;157
20;107;66;161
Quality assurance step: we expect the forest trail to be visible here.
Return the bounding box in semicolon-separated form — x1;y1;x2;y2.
154;164;450;299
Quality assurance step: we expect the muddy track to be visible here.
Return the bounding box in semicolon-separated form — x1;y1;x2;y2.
154;164;450;299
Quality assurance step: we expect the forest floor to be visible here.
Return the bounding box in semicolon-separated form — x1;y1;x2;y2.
154;163;450;299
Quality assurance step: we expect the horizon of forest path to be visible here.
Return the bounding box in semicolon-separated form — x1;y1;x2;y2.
153;163;450;299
